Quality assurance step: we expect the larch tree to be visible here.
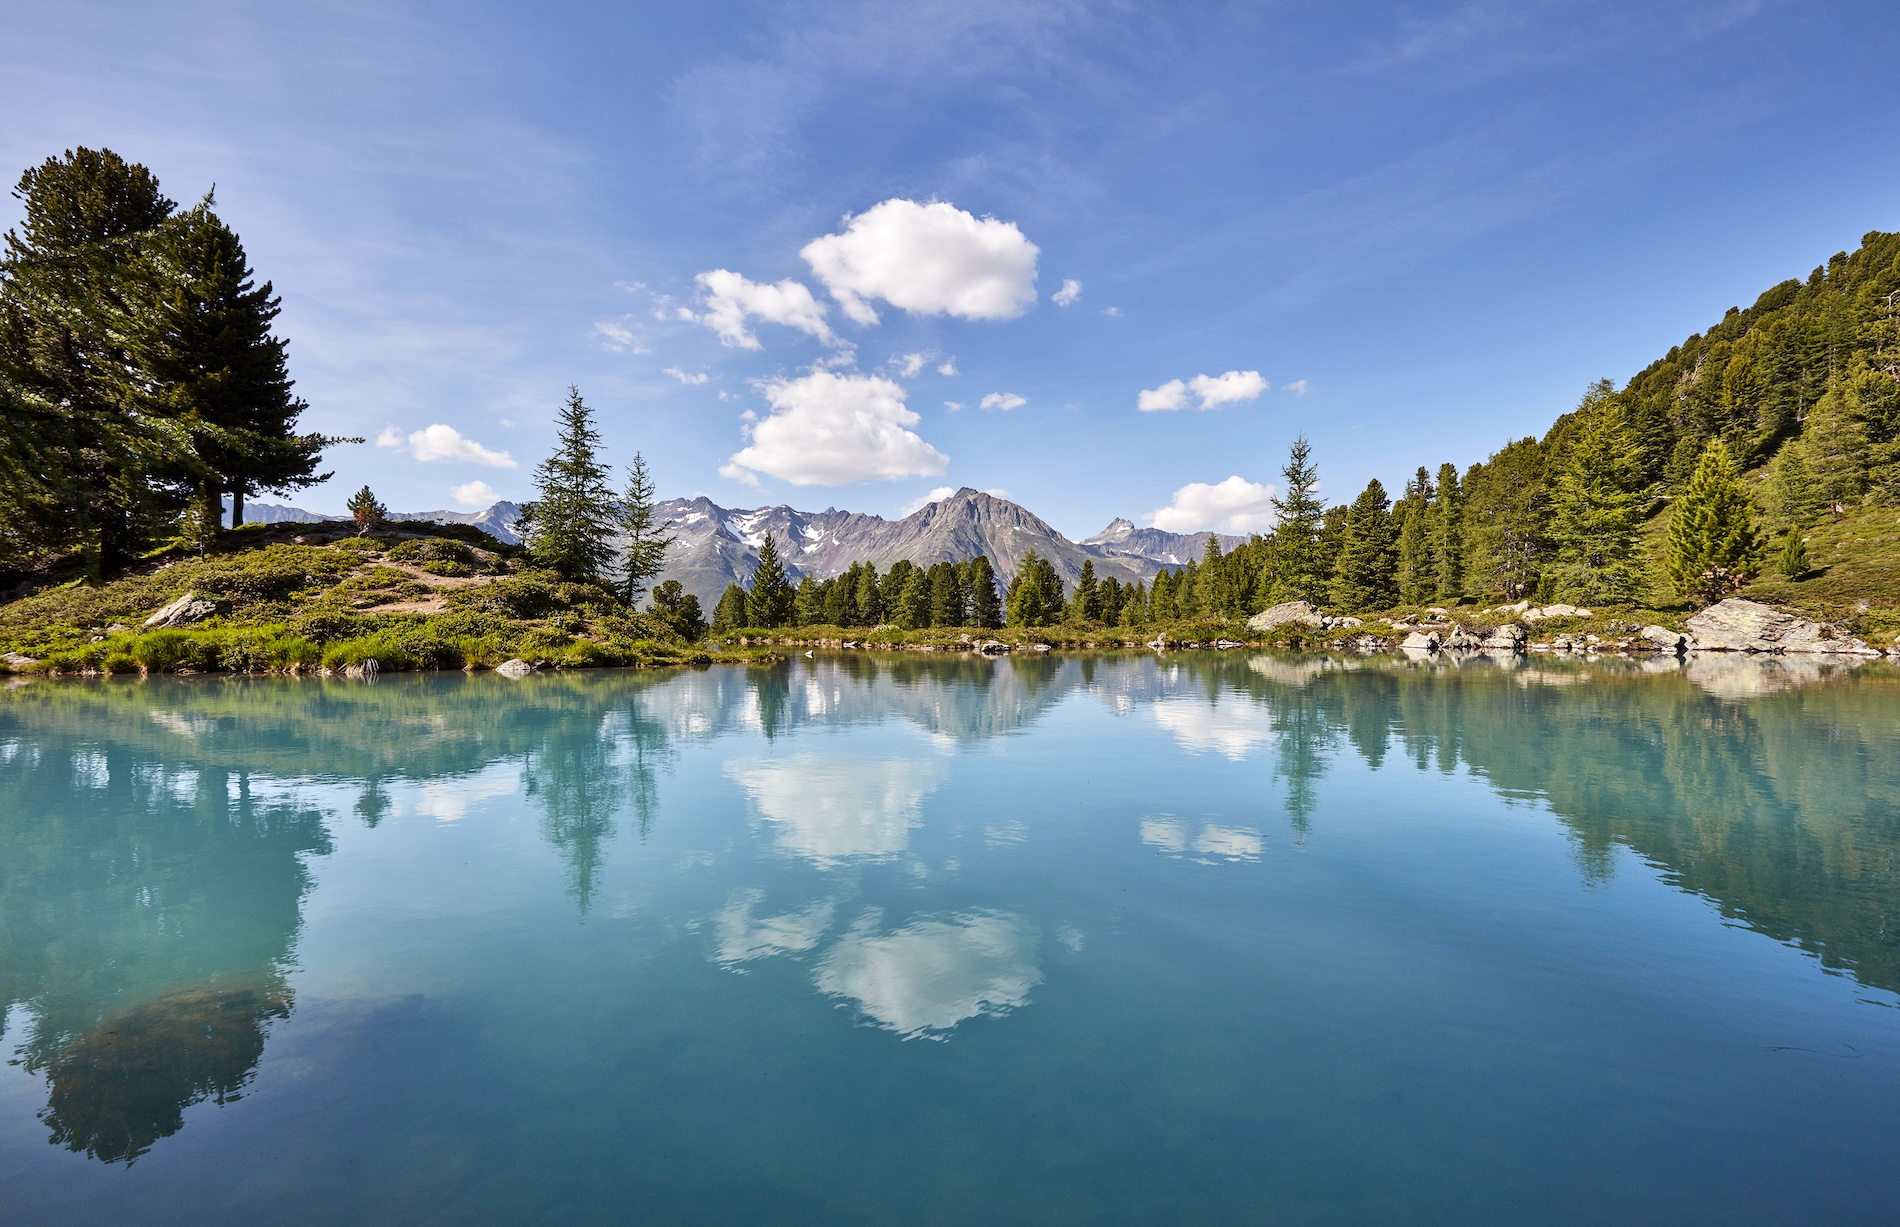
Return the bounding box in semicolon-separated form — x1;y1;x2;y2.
1432;461;1464;600
1666;438;1763;604
968;556;1002;628
1548;403;1645;604
1268;436;1328;603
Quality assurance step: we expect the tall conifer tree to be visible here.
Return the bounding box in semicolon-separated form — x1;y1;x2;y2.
616;451;674;605
1548;404;1645;603
746;533;795;627
1269;436;1328;602
1329;479;1397;611
1666;438;1763;603
521;387;616;581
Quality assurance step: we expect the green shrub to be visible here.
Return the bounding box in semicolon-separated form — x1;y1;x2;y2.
389;538;475;568
321;633;422;672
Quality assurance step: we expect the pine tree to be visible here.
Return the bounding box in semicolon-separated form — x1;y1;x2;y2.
1329;479;1397;611
1548;403;1645;603
929;562;964;626
968;556;1002;628
1666;438;1763;604
1396;466;1436;604
793;575;824;625
1770;437;1820;528
521;386;616;581
1803;386;1866;515
897;569;931;629
617;451;674;605
1776;528;1810;579
1070;558;1100;621
1269;436;1328;602
1005;550;1063;627
746;533;795;627
346;485;386;535
711;582;749;633
648;580;706;640
1432;462;1464;600
853;563;883;626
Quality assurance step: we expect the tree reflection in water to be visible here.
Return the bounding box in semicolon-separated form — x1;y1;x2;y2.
1;652;1896;1163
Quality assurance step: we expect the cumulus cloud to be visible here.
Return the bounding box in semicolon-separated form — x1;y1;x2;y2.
801;199;1039;325
688;269;839;349
979;392;1026;411
889;351;938;378
1148;475;1277;533
1285;379;1309;396
594;317;647;353
815;910;1041;1039
664;366;710;385
900;486;958;516
385;424;518;468
1138;370;1269;412
937;358;958;376
723;371;948;486
451;480;500;508
943;400;965;413
1052;278;1081;307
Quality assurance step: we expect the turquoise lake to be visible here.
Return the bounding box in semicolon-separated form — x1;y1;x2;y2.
3;651;1899;1224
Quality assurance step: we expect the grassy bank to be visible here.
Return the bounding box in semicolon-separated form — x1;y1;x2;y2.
0;521;744;676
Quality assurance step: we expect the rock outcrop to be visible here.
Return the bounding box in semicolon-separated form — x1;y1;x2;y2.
1443;624;1486;651
1401;630;1441;651
1481;622;1528;651
1641;625;1686;653
495;658;535;676
1247;601;1329;632
143;592;217;629
1684;599;1878;655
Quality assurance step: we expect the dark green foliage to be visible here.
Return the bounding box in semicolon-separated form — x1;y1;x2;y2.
520;387;616;582
967;556;1001;628
1395;467;1436;604
1548;395;1645;603
647;579;706;641
1268;436;1327;602
745;534;794;628
929;562;965;627
711;582;748;634
896;569;931;630
1432;462;1465;600
1330;480;1397;610
1776;528;1810;579
1666;438;1763;603
1463;438;1548;600
1069;559;1100;621
794;575;824;626
1005;549;1063;627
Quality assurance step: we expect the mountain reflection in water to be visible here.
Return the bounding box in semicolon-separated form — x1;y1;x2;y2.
1;650;1896;1169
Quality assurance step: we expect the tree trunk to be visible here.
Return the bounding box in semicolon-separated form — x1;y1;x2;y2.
229;488;244;530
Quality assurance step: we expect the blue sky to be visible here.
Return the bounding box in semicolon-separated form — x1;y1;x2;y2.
5;1;1899;536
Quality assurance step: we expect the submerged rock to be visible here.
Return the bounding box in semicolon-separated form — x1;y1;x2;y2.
143;592;217;629
1684;599;1877;655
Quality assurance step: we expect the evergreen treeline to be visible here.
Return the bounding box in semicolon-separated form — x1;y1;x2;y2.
0;149;346;574
711;545;1005;633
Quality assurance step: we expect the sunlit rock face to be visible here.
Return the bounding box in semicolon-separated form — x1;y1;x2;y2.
814;910;1040;1039
725;754;948;866
713;889;836;967
1149;696;1275;760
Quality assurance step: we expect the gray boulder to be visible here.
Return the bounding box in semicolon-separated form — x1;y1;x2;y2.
143;592;218;629
1443;624;1486;650
1247;601;1329;632
1684;599;1877;655
1641;625;1686;653
495;658;535;676
1481;622;1527;651
1401;630;1440;651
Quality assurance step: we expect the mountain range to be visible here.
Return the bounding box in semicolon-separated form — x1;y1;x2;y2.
237;488;1242;609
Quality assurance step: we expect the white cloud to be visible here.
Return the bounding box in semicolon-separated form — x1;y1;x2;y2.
725;371;948;486
1150;696;1278;761
401;424;518;468
1285;379;1309;396
901;486;958;516
892;351;933;378
594;317;648;353
663;366;710;385
1138;370;1269;412
375;426;403;448
725;753;949;865
1103;306;1122;317
937;358;958;376
943;400;965;413
815;909;1041;1039
1148;475;1277;533
1190;370;1269;407
688;268;840;349
1137;379;1189;412
1052;278;1082;307
984;488;1009;499
979;392;1026;412
451;480;500;508
1140;814;1266;858
713;890;836;967
801;199;1039;325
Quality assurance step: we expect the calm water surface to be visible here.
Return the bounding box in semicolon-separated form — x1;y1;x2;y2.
3;651;1899;1225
